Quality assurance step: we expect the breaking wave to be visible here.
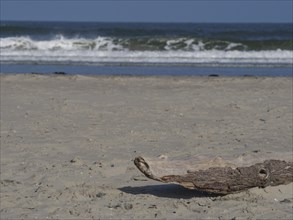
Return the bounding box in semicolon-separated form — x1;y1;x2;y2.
1;35;292;66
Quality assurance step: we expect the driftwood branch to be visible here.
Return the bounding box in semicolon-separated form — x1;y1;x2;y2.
134;155;293;195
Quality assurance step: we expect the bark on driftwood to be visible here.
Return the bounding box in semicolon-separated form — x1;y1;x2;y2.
134;154;293;195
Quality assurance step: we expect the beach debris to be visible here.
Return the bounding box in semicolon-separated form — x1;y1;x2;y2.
1;179;21;186
243;74;257;78
131;175;148;181
134;154;293;195
53;71;67;75
93;161;103;168
70;157;83;165
280;198;292;204
96;192;106;198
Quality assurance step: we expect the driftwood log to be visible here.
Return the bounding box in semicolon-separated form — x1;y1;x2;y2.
134;154;293;195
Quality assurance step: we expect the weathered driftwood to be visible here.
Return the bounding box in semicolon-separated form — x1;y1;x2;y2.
134;154;293;195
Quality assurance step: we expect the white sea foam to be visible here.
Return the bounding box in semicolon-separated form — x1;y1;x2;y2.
1;36;292;66
0;36;123;51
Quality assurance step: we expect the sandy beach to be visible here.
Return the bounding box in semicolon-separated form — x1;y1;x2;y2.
1;74;292;219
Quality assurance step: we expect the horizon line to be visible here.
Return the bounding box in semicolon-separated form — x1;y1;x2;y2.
2;19;292;24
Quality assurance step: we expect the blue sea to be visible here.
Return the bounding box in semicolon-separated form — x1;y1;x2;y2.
1;21;292;76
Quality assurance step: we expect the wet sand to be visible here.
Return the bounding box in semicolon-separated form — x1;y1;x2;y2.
1;74;292;219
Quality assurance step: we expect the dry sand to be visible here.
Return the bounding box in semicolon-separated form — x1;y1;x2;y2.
0;74;292;219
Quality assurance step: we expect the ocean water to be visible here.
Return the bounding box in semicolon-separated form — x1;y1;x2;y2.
1;21;292;76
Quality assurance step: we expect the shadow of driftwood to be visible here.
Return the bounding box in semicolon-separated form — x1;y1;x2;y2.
119;184;221;199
